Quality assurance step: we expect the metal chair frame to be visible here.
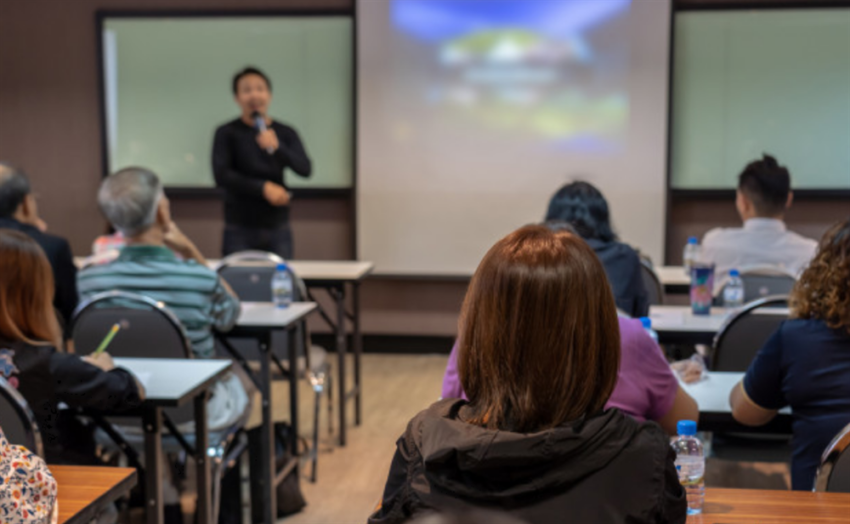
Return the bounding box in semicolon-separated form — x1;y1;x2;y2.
70;290;249;523
639;256;664;307
0;376;44;457
711;294;790;371
217;250;332;482
815;421;850;492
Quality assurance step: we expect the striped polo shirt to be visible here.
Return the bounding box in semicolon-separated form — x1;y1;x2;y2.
77;245;240;358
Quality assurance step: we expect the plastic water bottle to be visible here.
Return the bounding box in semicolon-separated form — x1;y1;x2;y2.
671;420;705;515
271;263;293;309
683;237;701;275
723;269;745;308
639;317;659;344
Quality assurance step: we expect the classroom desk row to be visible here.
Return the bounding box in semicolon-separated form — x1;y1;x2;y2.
53;465;850;524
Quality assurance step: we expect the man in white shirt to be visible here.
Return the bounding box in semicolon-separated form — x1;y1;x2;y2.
701;154;817;280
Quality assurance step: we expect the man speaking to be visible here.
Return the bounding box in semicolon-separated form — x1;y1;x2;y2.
213;66;311;258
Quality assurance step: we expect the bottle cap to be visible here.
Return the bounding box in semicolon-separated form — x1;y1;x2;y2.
639;317;652;329
688;236;698;244
677;420;697;436
730;269;740;277
276;263;288;271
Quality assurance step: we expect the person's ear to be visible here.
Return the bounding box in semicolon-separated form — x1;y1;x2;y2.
156;196;172;228
786;191;794;210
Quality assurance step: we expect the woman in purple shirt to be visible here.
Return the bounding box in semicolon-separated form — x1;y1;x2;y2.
442;316;697;434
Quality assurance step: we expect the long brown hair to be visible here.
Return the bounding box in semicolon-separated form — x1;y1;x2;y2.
458;225;621;433
790;217;850;333
0;229;62;348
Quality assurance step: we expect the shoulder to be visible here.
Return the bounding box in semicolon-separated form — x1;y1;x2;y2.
786;230;819;249
214;119;242;136
702;226;741;246
271;121;299;135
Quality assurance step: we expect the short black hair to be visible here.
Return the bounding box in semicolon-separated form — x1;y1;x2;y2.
545;181;616;242
738;154;791;217
232;66;272;95
0;163;31;218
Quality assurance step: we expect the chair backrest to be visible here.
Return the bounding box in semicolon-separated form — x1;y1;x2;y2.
639;257;664;306
815;422;850;493
216;251;310;367
0;377;43;457
70;291;193;359
716;265;797;302
711;295;789;372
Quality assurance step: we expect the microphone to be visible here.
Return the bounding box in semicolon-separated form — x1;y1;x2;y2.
252;111;273;154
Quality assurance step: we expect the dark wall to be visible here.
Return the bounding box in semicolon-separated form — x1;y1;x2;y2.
1;0;846;338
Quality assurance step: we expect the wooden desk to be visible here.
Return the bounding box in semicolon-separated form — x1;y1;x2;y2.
51;465;136;524
649;305;788;345
657;265;691;294
690;488;850;523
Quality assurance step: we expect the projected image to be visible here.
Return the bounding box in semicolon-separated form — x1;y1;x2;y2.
392;0;631;152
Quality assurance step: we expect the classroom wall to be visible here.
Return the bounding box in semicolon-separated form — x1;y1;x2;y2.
0;0;846;340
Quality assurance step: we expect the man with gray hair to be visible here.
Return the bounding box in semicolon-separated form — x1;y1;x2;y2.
79;166;240;358
0;162;78;324
78;167;246;523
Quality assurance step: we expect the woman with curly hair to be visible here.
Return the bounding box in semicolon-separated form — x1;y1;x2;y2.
730;217;850;490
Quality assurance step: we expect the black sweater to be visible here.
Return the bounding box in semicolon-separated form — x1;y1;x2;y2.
0;338;142;464
212;118;311;228
370;399;686;524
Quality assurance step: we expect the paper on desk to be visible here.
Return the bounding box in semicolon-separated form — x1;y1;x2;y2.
133;371;152;390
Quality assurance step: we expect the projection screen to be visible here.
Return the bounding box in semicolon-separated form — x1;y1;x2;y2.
358;0;671;276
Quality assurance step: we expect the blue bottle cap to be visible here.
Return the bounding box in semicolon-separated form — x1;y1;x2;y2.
276;263;287;271
730;269;740;277
639;317;652;329
688;236;698;244
677;420;698;436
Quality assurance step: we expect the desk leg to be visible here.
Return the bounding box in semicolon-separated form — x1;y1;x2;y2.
195;392;211;524
143;408;163;524
353;282;362;426
250;334;276;524
289;327;300;456
335;285;348;446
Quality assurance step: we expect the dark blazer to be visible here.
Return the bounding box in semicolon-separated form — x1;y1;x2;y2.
370;399;686;524
586;238;649;317
0;218;79;325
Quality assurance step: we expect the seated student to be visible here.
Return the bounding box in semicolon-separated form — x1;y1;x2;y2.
730;217;850;491
701;154;817;280
0;229;143;465
0;162;78;326
0;426;58;524
545;181;649;317
77;167;248;524
371;225;687;524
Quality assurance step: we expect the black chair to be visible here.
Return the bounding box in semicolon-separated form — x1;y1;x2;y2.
70;291;250;523
711;295;789;372
216;250;332;482
639;255;664;306
815;422;850;493
0;376;43;457
716;266;797;303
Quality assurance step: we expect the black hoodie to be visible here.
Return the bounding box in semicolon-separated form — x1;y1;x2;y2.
369;399;687;524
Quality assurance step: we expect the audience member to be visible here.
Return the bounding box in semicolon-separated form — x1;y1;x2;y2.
0;229;143;465
0;426;58;524
371;225;686;524
701;154;817;280
730;217;850;490
545;181;649;317
76;167;248;524
0;163;78;326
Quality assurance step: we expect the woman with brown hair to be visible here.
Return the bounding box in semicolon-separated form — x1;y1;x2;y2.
731;217;850;490
370;225;686;524
0;229;143;465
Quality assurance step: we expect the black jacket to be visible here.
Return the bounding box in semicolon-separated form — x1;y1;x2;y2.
586;238;650;318
0;218;79;325
369;399;686;524
0;337;142;464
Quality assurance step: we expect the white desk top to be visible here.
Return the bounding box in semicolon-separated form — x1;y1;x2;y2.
113;357;231;407
649;305;789;334
681;371;791;415
656;266;691;287
235;302;317;328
